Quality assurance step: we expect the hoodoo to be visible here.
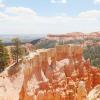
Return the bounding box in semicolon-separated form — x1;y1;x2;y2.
0;44;100;100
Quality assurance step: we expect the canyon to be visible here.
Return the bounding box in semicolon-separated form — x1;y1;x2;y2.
47;32;100;40
0;44;100;100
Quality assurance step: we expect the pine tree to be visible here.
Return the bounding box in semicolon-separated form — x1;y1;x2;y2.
11;38;23;63
83;45;100;68
0;40;9;72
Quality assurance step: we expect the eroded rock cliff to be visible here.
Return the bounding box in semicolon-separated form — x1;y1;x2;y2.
0;44;100;100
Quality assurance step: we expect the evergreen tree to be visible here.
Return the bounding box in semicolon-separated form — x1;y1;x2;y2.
0;40;9;72
11;38;23;63
83;45;100;68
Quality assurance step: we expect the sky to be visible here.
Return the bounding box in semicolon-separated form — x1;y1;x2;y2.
0;0;100;35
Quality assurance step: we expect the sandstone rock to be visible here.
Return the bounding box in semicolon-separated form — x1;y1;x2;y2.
87;85;100;100
56;45;65;61
77;81;87;100
39;51;49;75
1;44;100;100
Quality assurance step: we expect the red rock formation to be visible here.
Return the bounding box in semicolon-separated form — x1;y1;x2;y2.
18;44;100;100
40;51;49;75
2;44;100;100
47;32;100;41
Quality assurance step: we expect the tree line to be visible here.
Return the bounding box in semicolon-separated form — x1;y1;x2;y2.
83;45;100;68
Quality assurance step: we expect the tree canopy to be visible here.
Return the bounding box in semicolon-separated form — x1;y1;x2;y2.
11;38;23;63
0;40;9;72
83;45;100;68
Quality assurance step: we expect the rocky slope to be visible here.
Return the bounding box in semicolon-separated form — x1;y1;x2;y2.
30;32;100;49
0;44;100;100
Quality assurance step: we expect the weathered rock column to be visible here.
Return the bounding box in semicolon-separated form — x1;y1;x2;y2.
73;45;83;61
64;61;74;77
19;59;34;100
40;51;49;75
68;45;83;64
32;54;43;81
56;45;65;61
23;59;33;87
47;48;56;69
63;44;70;59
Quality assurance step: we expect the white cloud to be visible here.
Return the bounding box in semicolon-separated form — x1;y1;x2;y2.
0;0;6;8
51;0;56;3
51;0;67;4
5;7;37;16
62;0;67;3
0;12;8;19
79;10;100;18
0;7;100;34
94;0;100;4
0;3;6;8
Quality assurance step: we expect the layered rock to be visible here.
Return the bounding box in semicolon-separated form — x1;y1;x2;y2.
0;44;100;100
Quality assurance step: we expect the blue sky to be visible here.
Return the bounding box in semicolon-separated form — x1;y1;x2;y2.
2;0;100;16
0;0;100;34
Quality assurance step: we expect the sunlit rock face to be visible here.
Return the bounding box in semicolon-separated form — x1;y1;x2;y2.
0;68;24;100
87;85;100;100
0;44;100;100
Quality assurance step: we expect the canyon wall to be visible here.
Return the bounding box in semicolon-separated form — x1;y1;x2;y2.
0;44;100;100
